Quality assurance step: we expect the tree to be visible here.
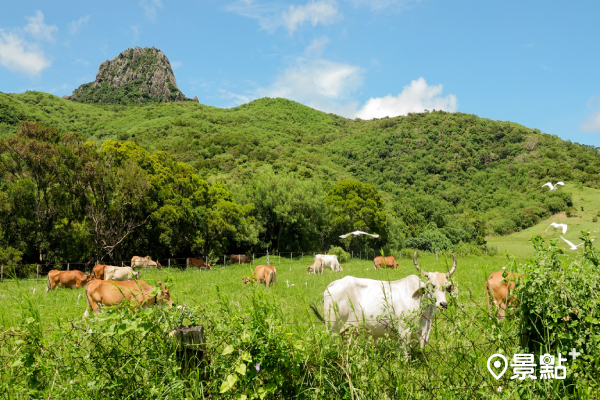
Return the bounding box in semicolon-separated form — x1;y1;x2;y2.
325;180;387;251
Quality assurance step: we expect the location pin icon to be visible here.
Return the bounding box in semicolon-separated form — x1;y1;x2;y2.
487;354;508;380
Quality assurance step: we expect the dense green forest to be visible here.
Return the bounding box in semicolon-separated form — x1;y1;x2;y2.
1;90;599;267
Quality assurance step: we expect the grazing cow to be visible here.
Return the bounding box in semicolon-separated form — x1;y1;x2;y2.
231;254;251;264
83;279;173;317
131;256;162;269
373;256;399;270
486;269;521;319
312;252;457;353
314;254;342;271
242;265;277;287
46;270;91;291
104;266;139;281
91;264;111;280
187;257;211;270
307;258;325;274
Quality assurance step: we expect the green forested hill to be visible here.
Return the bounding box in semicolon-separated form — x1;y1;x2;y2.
1;90;599;265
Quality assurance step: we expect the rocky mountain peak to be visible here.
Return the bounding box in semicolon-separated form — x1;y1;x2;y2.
65;46;198;105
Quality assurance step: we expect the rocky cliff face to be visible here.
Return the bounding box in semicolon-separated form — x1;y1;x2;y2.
66;46;198;105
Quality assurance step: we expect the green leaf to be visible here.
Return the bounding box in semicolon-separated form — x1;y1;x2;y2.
222;344;235;355
220;374;238;393
236;362;246;376
241;351;252;362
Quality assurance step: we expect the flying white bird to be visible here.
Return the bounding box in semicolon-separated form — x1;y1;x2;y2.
546;222;568;234
560;236;585;251
286;280;295;288
542;182;564;191
339;230;380;239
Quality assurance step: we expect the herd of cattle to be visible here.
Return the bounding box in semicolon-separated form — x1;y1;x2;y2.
43;253;517;349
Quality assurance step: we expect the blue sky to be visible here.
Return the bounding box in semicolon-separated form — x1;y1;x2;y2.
1;1;599;146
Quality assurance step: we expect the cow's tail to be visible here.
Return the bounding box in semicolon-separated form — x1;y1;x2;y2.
272;268;276;285
373;259;377;270
485;279;491;313
310;305;325;323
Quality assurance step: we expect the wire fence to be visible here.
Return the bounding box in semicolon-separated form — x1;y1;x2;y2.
0;247;498;283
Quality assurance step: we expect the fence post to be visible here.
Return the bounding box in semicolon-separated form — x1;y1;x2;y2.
302;253;303;262
37;265;39;283
279;253;280;264
253;254;254;264
145;260;148;274
168;258;171;269
121;261;124;267
436;250;438;262
67;263;70;271
186;258;189;269
96;260;99;266
1;265;3;283
359;251;361;260
224;255;226;266
291;252;292;263
352;251;353;259
238;255;240;265
267;250;269;265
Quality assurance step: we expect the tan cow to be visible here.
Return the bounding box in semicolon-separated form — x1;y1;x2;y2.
104;266;139;281
486;269;521;319
242;265;277;287
373;256;398;270
307;258;325;274
131;256;162;269
187;258;211;269
83;279;173;317
46;270;91;291
91;264;111;280
231;254;251;264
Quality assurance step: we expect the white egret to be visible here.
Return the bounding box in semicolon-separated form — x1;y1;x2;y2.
545;222;568;234
560;236;584;251
542;182;564;191
339;230;380;239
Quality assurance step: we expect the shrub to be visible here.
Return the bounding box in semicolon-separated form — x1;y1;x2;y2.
565;207;576;217
327;245;350;263
491;218;517;235
517;234;600;383
593;216;598;223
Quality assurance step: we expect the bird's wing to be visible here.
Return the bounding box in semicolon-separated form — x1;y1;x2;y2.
371;234;380;238
559;224;568;234
560;236;576;247
556;182;564;186
542;183;552;188
339;234;350;238
353;231;368;235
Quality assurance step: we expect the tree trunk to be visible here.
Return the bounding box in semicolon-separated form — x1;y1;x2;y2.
172;325;207;381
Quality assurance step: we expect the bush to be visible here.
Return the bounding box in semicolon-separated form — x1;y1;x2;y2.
593;216;598;223
565;207;576;217
327;245;350;263
517;234;600;383
491;218;517;235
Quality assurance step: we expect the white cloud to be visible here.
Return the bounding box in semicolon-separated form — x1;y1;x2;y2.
69;15;90;35
131;25;140;40
140;0;162;22
227;0;340;33
581;111;600;133
170;60;182;69
0;29;52;76
23;10;58;41
354;77;458;119
282;0;339;33
305;36;329;55
347;0;421;11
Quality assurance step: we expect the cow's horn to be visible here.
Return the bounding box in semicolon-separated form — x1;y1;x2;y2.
447;254;457;277
413;251;421;272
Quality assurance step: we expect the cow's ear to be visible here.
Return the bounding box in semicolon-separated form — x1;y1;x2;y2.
412;281;426;299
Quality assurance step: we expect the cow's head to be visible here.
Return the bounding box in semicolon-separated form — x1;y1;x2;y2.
156;280;173;307
242;276;252;285
413;252;457;310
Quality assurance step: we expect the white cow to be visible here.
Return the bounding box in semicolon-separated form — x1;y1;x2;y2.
314;254;342;271
312;252;457;353
104;266;139;281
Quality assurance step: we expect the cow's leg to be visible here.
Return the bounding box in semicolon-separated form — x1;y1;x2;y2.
497;301;507;320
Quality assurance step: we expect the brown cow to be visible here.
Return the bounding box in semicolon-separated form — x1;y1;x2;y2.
373;256;398;270
486;269;521;319
83;279;173;317
91;264;111;280
187;258;211;269
131;256;162;269
307;258;325;274
46;270;91;291
242;265;277;287
231;254;251;264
